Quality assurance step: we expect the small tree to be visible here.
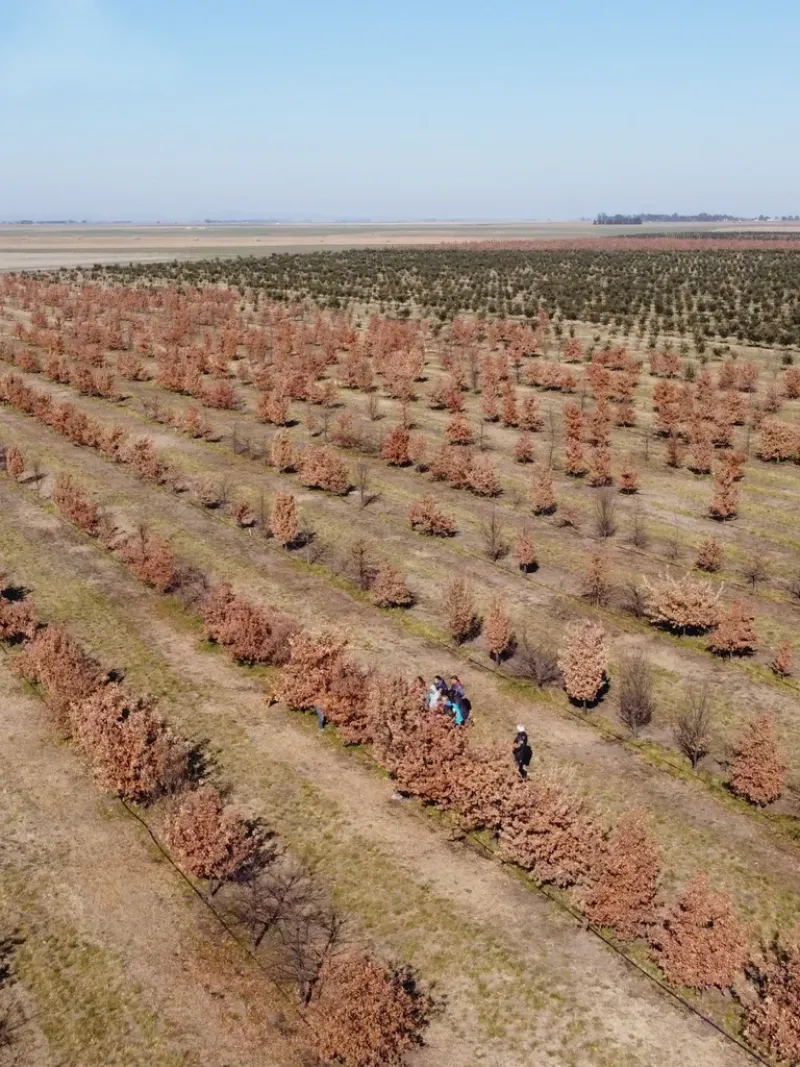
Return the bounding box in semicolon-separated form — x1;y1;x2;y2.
531;464;557;515
371;564;413;608
14;625;101;722
119;528;180;593
618;460;639;494
709;464;739;520
300;445;350;495
593;489;616;538
269;492;299;546
643;573;720;634
445;577;477;644
270;430;296;472
69;684;189;802
674;688;714;770
483;599;511;663
445;413;473;445
741;555;769;591
166;785;261;882
499;768;603;887
4;446;24;479
617;652;655;736
744;929;800;1065
707;600;757;657
695;536;723;573
408;496;456;537
309;954;433;1067
728;714;786;806
381;425;411;466
583;811;660;940
514;528;537;572
771;640;794;677
558;620;608;706
514;433;536;464
649;873;748;990
580;551;613;606
479;509;508;561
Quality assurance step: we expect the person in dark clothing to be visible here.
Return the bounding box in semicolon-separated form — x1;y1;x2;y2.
454;696;471;725
513;724;533;779
449;676;465;702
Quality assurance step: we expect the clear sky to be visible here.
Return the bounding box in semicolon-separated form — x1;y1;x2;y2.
1;0;798;221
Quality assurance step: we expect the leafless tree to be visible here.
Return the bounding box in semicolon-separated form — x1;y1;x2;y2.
365;393;381;421
618;652;655;736
593;489;617;539
741;555;770;591
348;539;377;591
547;404;558;467
480;509;508;562
674;687;714;770
515;632;561;687
664;517;683;562
355;460;377;508
626;508;649;549
621;578;647;619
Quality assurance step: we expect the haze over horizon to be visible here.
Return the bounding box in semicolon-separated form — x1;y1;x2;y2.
2;0;798;221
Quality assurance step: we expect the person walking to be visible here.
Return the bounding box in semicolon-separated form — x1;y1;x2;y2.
513;724;532;779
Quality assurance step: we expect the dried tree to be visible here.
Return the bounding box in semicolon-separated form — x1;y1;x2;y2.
649;873;747;989
15;625;102;722
483;599;511;664
514;528;537;572
530;463;557;515
166;785;261;882
617;652;655;736
4;446;24;479
119;528;180;593
381;425;411;466
728;714;787;806
744;928;800;1065
580;551;613;606
673;687;714;770
371;564;413;608
695;536;724;573
707;600;757;656
480;509;508;561
499;769;603;887
408;496;456;537
770;640;794;677
582;811;660;939
709;464;739;520
558;620;608;706
445;577;478;644
309;954;433;1067
618;460;640;494
69;683;189;802
269;492;299;546
643;573;720;634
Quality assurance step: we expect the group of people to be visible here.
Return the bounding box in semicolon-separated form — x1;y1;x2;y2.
420;674;472;725
317;672;532;779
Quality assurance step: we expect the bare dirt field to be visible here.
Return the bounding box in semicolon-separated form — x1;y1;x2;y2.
4;219;798;272
0;252;798;1066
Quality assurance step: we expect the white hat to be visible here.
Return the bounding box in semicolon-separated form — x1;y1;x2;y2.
516;724;526;733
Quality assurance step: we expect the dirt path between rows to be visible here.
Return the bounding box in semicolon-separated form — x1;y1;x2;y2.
0;479;762;1067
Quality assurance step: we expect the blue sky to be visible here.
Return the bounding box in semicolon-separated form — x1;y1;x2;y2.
1;0;798;220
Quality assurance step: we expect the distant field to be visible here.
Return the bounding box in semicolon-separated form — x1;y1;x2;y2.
4;219;799;271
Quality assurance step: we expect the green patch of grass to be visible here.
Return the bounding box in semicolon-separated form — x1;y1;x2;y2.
1;872;190;1067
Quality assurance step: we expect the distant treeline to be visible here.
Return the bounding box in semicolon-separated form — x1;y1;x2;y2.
594;212;778;225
